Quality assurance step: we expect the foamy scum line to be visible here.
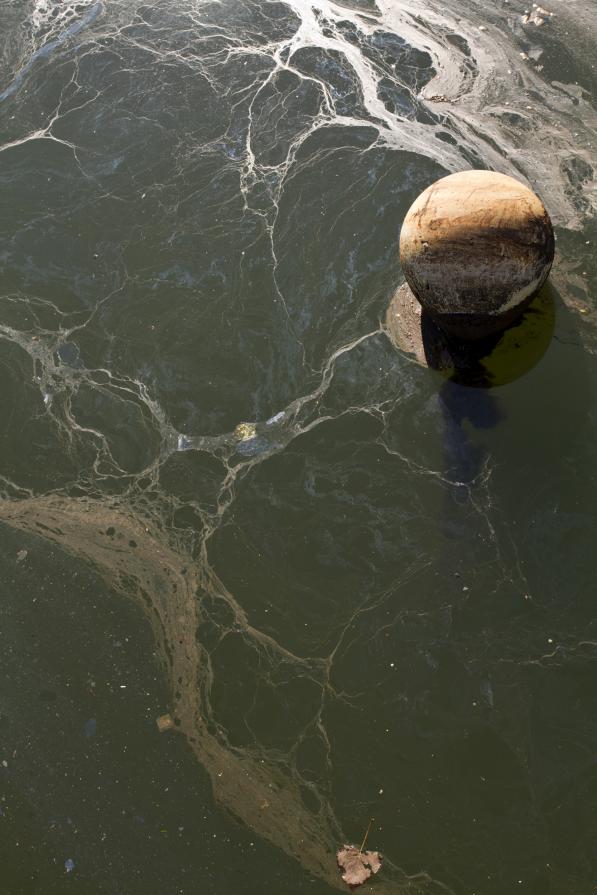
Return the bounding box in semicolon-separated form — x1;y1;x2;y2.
271;0;596;229
7;0;596;230
30;0;97;37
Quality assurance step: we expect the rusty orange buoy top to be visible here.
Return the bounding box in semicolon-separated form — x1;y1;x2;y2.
399;170;554;340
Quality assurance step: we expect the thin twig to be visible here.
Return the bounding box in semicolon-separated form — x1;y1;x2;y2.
359;818;374;854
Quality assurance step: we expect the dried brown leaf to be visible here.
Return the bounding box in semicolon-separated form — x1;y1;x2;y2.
156;713;174;732
336;846;383;888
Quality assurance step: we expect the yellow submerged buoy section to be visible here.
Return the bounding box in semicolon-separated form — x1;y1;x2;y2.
386;281;555;388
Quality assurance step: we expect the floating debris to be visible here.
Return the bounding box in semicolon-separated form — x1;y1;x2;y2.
522;5;554;25
177;434;193;451
233;421;278;457
64;858;75;874
156;713;175;733
266;410;285;426
336;846;382;888
16;549;28;563
337;818;382;888
234;422;257;441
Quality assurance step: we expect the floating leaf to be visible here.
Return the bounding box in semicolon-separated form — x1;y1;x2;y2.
156;713;174;732
336;845;382;888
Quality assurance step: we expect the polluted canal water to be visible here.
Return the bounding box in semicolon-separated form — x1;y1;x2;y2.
1;1;597;894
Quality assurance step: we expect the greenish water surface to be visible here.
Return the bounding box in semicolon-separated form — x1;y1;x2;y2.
1;1;596;893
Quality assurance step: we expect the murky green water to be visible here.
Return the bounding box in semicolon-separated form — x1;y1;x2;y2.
1;1;596;893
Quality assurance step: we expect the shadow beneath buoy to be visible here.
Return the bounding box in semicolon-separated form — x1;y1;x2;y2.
429;288;555;484
386;280;557;490
386;281;556;389
437;379;505;490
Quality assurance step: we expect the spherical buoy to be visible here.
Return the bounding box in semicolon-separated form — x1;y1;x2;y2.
399;170;554;340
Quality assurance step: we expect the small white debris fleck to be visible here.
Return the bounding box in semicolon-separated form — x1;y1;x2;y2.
266;411;285;426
